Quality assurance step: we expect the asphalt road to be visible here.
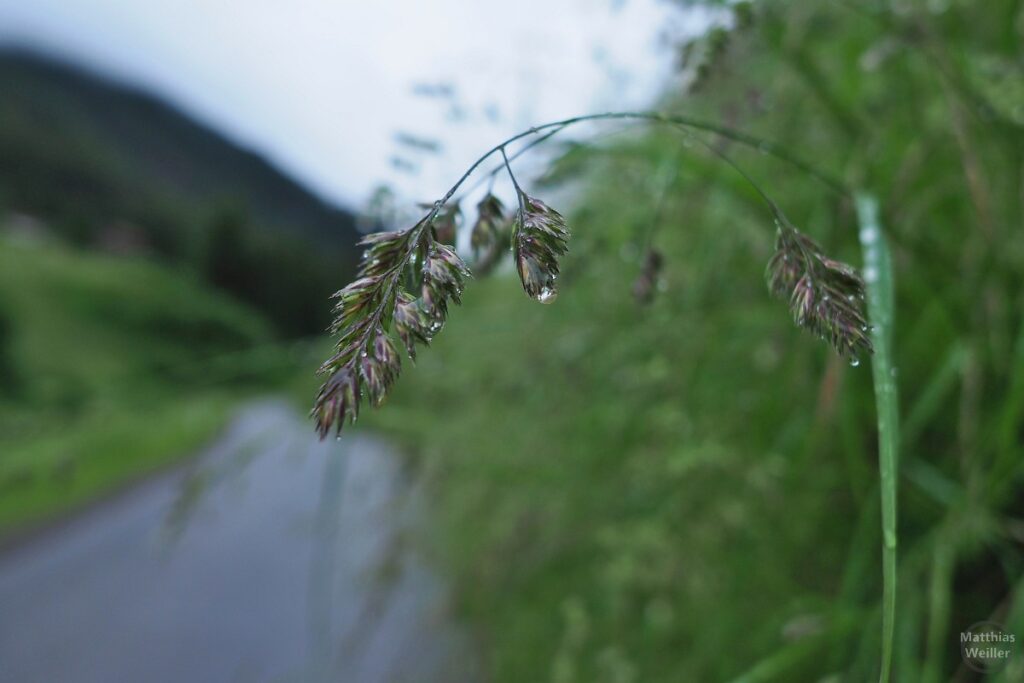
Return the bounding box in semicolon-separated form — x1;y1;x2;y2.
0;400;474;683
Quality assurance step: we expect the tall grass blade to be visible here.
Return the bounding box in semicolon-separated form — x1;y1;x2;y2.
856;193;899;683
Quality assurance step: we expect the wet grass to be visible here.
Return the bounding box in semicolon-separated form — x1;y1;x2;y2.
360;2;1024;673
856;194;899;682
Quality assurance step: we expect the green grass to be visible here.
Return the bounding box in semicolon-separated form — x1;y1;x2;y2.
367;224;867;681
0;395;233;531
856;194;899;683
355;2;1024;677
0;235;293;535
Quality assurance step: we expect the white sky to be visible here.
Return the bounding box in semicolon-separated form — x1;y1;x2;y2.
0;0;710;210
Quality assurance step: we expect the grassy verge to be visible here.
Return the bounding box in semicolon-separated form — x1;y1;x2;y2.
0;235;294;537
0;394;234;532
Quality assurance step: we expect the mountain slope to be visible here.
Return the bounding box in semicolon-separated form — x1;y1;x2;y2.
0;47;359;250
0;48;359;335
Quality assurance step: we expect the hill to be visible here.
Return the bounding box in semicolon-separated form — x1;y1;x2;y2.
0;47;359;249
0;48;359;335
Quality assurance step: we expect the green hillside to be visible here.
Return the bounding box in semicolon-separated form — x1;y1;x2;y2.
0;48;358;335
0;48;358;248
0;234;295;534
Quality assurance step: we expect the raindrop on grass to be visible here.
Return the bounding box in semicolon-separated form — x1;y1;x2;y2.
536;287;558;304
849;357;861;367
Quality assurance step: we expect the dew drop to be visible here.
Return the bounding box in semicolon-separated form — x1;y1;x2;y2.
849;357;861;367
536;286;558;304
859;226;879;244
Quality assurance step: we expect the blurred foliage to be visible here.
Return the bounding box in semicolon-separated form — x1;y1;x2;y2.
0;49;358;336
201;208;342;336
367;0;1024;680
0;50;354;533
0;237;301;534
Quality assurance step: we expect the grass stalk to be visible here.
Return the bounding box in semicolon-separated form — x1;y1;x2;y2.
856;193;899;683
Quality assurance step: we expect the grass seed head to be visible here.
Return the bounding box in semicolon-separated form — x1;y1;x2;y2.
766;222;873;362
513;192;570;304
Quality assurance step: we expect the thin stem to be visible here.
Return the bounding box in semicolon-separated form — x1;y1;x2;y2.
856;193;899;683
642;145;684;252
685;130;820;284
434;111;849;208
684;129;776;208
500;146;524;196
500;146;527;222
460;123;570;199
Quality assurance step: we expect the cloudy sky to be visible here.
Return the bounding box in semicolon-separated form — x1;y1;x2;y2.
0;0;709;209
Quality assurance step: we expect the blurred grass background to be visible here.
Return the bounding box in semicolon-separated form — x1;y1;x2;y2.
1;0;1023;680
362;1;1024;680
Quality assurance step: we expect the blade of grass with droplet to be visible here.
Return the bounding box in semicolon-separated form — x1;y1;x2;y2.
856;193;899;683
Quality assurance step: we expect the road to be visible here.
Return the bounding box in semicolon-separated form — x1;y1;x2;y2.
0;400;475;683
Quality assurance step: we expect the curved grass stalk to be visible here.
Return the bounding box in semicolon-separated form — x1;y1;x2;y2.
316;111;899;682
855;193;899;683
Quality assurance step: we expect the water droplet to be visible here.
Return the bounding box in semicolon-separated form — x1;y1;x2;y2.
859;226;879;244
849;357;861;367
536;287;558;304
428;320;443;334
864;266;879;283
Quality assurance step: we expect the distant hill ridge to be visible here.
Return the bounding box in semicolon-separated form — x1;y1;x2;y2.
0;47;359;249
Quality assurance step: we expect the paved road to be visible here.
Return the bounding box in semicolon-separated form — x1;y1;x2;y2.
0;401;475;683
